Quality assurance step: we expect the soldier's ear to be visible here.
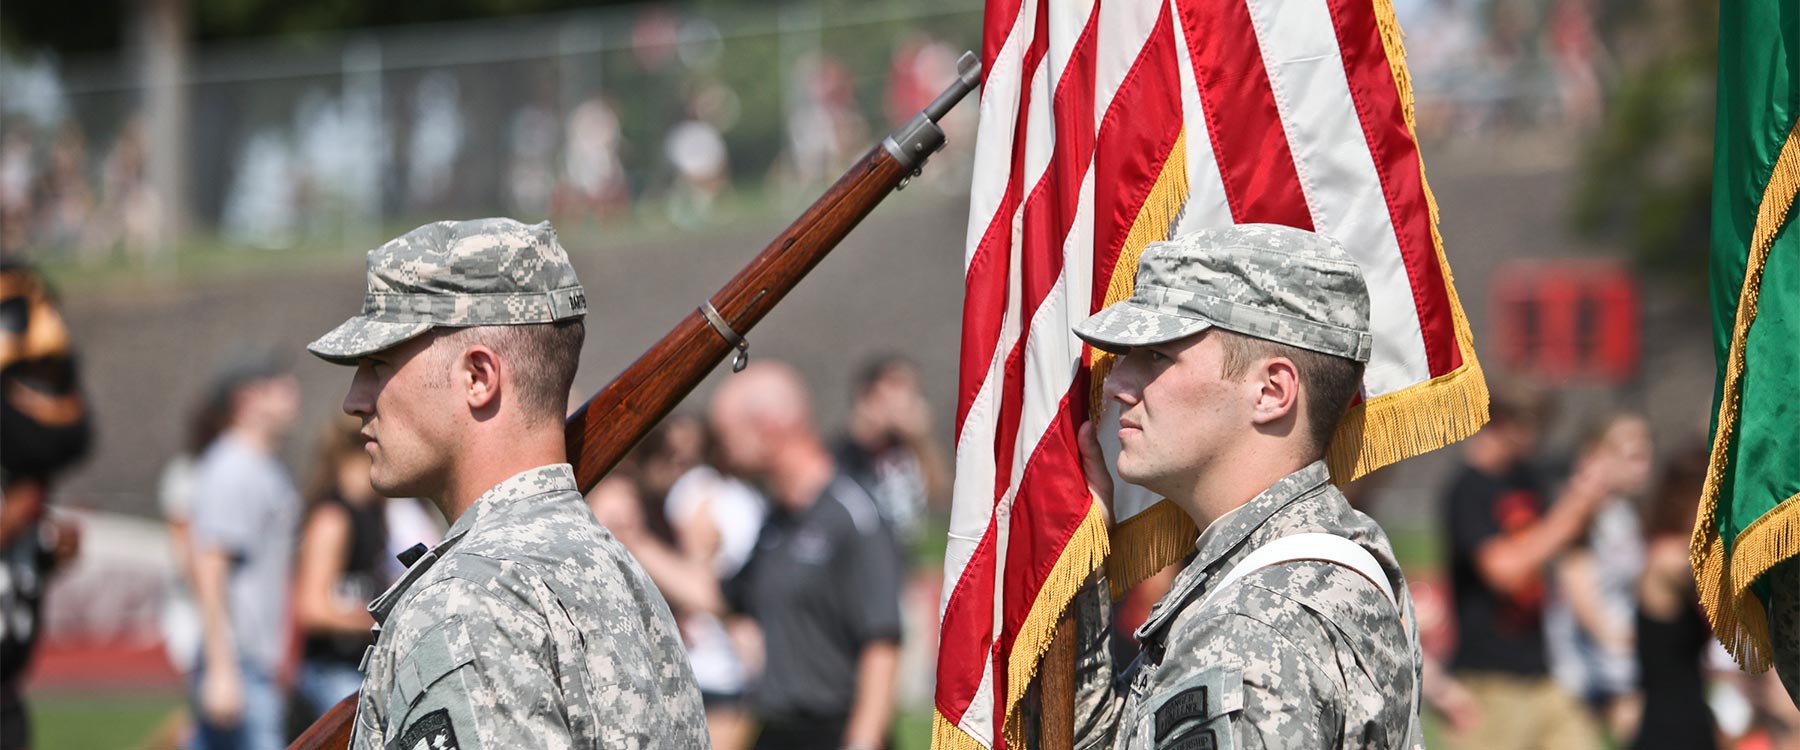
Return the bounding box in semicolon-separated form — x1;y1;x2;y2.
1248;355;1299;428
460;344;503;413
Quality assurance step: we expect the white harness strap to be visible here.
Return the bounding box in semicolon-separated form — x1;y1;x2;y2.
1196;532;1417;749
1197;532;1395;610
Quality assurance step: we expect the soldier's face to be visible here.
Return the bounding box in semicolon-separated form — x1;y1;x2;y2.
1103;330;1252;498
342;334;458;500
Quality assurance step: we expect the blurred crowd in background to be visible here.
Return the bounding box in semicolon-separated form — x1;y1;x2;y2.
0;0;1666;266
74;346;949;750
0;0;1768;748
0;3;982;264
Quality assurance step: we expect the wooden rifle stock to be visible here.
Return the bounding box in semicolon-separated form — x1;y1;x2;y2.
289;52;980;750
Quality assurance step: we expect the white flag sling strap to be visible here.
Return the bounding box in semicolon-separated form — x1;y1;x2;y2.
1195;532;1417;749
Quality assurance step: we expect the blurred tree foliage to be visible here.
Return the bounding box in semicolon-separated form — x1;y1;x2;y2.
1570;0;1718;279
2;0;642;54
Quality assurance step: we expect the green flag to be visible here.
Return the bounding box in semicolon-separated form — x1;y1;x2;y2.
1694;0;1800;681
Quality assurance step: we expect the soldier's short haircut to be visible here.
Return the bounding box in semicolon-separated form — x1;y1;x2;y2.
440;320;585;423
1216;330;1364;459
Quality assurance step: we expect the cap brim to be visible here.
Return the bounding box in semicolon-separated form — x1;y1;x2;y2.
306;317;433;364
1073;300;1213;355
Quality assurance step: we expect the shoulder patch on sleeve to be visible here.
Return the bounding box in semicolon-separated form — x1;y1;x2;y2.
395;708;462;750
1145;665;1242;745
1161;727;1219;750
1154;685;1210;741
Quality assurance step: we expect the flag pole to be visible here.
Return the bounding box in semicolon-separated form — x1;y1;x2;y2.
1038;611;1077;750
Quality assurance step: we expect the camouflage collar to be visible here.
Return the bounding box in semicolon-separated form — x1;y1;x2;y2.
1133;461;1331;644
367;463;578;625
443;463;579;539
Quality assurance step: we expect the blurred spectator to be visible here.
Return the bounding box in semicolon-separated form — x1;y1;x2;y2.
405;72;464;211
90;116;164;257
1440;383;1625;750
661;415;766;750
1547;411;1654;738
663;117;728;227
707;362;899;750
1744;669;1800;749
221;131;299;251
1632;442;1715;750
0;125;35;256
0;261;91;750
508;104;558;218
883;33;972;193
835;354;949;554
558;97;630;224
591;415;766;750
159;383;234;690
786;53;868;187
38;123;93;252
620;362;903;750
292;415;388;722
187;357;301;750
884;33;955;128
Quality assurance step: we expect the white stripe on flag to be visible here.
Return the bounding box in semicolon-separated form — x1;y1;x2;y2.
964;0;1041;272
1245;0;1431;396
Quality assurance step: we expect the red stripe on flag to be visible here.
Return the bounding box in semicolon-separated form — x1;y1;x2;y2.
1325;0;1460;375
1178;0;1313;230
1091;4;1185;309
934;517;1001;726
983;0;1028;79
994;375;1093;749
989;7;1099;503
957;6;1050;442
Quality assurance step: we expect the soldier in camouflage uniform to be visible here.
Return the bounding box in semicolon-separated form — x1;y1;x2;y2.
307;218;707;749
1066;224;1424;750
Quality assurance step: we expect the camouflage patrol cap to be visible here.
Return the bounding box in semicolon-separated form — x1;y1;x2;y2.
307;218;588;364
1073;223;1372;362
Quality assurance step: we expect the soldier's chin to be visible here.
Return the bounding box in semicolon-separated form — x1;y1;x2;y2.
370;470;425;500
1115;457;1153;487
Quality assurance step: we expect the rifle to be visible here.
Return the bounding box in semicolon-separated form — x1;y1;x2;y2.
289;51;981;750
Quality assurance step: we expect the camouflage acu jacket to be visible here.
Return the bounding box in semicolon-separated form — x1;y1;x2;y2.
1072;462;1424;750
349;464;707;750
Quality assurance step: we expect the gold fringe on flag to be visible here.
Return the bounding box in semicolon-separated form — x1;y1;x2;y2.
930;501;1111;750
1002;502;1111;747
1691;120;1800;673
1327;0;1491;485
932;709;967;750
1104;499;1197;600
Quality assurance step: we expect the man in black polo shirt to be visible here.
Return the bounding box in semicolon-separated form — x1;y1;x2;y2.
623;361;903;750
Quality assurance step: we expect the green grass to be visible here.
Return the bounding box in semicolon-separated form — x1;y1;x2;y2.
26;692;933;750
896;709;935;750
25;693;1434;749
28;691;185;750
1384;523;1444;572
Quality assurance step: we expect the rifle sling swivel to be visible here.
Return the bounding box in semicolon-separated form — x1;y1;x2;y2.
700;300;751;373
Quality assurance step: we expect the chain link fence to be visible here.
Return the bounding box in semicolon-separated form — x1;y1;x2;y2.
1;1;984;265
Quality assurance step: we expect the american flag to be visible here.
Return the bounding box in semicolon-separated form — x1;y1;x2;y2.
934;0;1488;747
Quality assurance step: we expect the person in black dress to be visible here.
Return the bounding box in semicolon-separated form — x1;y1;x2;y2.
1632;445;1716;750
